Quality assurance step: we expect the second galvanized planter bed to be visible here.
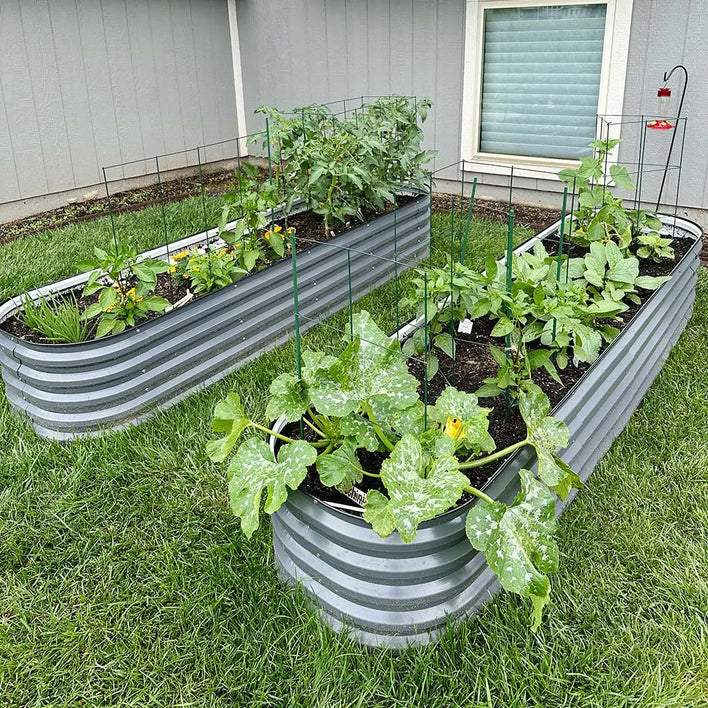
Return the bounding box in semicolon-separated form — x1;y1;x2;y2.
272;214;703;650
0;192;430;440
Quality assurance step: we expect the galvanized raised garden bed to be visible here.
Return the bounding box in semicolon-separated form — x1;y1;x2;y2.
271;213;703;650
0;192;431;440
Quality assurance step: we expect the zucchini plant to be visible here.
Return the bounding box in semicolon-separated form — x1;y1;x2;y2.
209;311;580;629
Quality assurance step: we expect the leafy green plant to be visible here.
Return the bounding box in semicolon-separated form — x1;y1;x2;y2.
558;139;637;249
635;231;675;262
17;294;88;343
76;244;171;338
567;241;670;304
218;165;282;273
400;256;499;380
258;97;436;233
171;247;247;295
208;311;580;628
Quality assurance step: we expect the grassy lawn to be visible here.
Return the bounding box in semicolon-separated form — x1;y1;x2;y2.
1;205;707;707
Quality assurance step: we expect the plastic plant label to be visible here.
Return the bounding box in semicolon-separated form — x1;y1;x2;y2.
458;318;473;335
342;486;368;508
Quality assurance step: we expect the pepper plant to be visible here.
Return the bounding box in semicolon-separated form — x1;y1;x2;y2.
76;244;170;337
218;165;282;272
208;311;580;628
171;247;248;295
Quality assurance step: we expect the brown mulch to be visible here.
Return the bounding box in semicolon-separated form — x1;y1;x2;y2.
0;166;269;247
432;193;562;233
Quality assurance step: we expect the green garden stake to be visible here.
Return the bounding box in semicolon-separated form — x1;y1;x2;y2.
449;198;456;385
265;117;273;184
393;196;400;333
197;146;213;282
102;167;119;255
302;108;311;203
460;160;466;232
347;250;353;339
236;132;244;217
504;210;514;420
155;156;175;303
566;176;577;283
508;165;514;209
555;187;568;282
290;230;303;438
423;271;429;431
428;173;434;260
290;230;302;380
552;187;569;347
460;177;478;264
506;210;514;293
636;115;647;231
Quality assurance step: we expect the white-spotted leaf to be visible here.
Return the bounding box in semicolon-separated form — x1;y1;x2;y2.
465;468;558;630
365;434;468;543
227;438;317;538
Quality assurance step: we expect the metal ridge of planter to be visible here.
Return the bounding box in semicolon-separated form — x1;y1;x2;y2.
0;192;431;439
271;214;703;650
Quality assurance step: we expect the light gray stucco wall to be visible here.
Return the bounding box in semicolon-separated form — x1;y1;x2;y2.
0;0;238;211
236;0;707;220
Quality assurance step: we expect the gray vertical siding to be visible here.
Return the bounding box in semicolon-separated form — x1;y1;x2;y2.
0;0;238;204
620;0;707;212
236;0;708;213
236;0;466;182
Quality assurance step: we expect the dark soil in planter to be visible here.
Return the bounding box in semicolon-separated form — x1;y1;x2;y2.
1;197;418;343
292;233;694;511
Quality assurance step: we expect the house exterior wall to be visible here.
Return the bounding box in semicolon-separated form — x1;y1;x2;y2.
0;0;239;209
236;0;707;220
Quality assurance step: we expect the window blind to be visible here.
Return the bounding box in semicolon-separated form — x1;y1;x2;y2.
479;3;607;160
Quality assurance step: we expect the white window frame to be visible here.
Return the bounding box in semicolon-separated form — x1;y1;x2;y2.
227;0;249;156
460;0;633;179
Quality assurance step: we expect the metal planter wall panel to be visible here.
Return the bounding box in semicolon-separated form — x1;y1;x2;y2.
272;215;702;650
0;194;430;439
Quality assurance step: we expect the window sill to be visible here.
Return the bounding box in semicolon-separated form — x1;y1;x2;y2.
463;153;580;181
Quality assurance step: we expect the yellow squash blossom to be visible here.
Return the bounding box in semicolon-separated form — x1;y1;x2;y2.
443;416;464;441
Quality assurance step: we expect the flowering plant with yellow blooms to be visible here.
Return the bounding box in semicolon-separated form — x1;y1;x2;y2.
207;310;580;630
76;243;170;338
171;248;247;295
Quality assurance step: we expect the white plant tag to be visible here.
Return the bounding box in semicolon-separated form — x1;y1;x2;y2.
341;486;368;508
458;318;473;334
573;355;580;367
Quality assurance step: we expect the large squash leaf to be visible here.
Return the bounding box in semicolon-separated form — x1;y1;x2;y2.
227;438;317;537
307;311;419;418
466;468;558;630
519;384;581;500
363;434;468;543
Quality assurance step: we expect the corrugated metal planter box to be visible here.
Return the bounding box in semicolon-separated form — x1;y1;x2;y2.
272;214;703;650
0;192;431;440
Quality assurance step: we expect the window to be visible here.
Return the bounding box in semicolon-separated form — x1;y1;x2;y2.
461;0;634;173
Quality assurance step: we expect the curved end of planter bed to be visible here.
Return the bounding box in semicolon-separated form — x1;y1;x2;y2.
272;213;704;649
0;191;431;440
